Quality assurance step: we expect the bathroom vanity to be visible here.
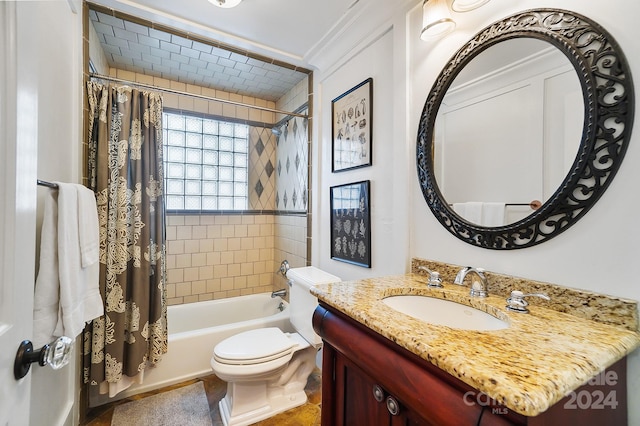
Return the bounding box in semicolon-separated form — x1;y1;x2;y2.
311;261;640;425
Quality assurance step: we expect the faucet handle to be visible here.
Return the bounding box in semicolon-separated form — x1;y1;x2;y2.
506;290;550;313
417;265;443;288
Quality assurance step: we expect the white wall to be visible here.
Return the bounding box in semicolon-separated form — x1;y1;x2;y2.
312;0;640;422
30;1;83;425
313;25;411;281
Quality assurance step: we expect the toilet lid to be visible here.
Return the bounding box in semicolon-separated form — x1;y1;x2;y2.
213;327;295;365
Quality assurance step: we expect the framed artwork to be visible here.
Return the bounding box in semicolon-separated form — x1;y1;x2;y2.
330;180;371;268
331;78;373;172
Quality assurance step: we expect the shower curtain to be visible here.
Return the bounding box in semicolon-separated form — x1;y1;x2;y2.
83;81;167;397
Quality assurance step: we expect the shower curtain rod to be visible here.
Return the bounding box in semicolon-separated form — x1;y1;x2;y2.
89;73;309;119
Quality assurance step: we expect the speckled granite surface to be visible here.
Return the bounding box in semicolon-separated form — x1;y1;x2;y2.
310;261;640;417
411;258;639;331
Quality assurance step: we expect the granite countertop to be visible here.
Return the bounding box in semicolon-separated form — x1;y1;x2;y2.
310;273;640;417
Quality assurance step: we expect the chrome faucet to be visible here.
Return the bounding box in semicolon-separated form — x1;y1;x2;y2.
454;267;488;297
271;288;287;298
506;291;550;313
417;265;443;288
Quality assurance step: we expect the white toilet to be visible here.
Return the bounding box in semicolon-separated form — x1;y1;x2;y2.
210;266;341;426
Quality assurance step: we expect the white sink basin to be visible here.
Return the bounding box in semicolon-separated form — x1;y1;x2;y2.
382;295;508;331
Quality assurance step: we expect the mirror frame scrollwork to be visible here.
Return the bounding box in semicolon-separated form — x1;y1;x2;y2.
416;9;634;249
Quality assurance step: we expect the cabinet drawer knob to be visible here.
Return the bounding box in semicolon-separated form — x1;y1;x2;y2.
372;384;385;402
386;396;400;416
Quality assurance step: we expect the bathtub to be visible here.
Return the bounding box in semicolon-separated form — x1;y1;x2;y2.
90;292;294;406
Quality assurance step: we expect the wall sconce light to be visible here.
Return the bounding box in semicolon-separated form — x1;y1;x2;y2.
451;0;491;12
420;0;492;40
209;0;242;8
420;0;456;40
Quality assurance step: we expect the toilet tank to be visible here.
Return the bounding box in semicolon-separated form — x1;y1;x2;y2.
286;266;341;346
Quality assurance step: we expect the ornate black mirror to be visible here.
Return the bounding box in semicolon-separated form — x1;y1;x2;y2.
417;9;634;249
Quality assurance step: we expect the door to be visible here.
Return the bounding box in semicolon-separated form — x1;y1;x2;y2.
0;2;38;425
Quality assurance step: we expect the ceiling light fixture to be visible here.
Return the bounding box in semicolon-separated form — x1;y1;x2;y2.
451;0;491;12
209;0;242;8
420;0;455;41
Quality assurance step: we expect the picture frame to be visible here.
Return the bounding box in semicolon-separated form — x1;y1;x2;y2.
331;78;373;172
330;180;371;268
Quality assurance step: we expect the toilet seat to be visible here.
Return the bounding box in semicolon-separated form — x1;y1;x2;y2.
213;327;295;366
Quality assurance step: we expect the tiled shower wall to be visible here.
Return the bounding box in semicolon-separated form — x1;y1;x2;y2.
99;69;310;305
164;213;307;305
166;214;277;304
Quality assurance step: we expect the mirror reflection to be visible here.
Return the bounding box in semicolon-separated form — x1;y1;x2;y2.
433;38;583;226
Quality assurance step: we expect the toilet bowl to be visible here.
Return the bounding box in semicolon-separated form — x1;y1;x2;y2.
210;266;341;426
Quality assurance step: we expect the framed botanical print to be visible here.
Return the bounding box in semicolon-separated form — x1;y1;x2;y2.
331;78;373;172
330;180;371;268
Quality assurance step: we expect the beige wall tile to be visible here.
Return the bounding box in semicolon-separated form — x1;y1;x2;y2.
228;263;240;277
184;240;200;254
192;280;206;295
198;293;213;302
185;216;200;226
234;276;247;289
166;283;176;298
221;278;234;291
227;290;241;298
176;225;192;240
200;239;214;252
214;239;228;252
207;225;221;238
241;263;254;276
166;226;177;240
214;264;228;278
176;254;192;268
183;295;199;304
220;251;234;264
167;269;183;284
207;251;221;265
167;240;185;255
199;266;214;280
184;267;199;282
176;282;192;297
227;238;241;251
234;250;247;263
234;224;248;238
167;297;184;306
206;279;221;293
192;253;207;267
166;214;305;305
247;249;260;263
167;215;184;226
192;225;208;239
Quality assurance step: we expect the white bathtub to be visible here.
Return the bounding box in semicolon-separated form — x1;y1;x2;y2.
90;293;293;406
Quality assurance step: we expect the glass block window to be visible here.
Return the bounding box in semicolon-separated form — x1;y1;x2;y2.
163;111;249;211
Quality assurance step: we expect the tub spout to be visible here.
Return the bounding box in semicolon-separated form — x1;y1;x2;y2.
271;289;287;298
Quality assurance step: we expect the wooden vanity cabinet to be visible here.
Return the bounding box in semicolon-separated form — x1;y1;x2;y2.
312;303;627;426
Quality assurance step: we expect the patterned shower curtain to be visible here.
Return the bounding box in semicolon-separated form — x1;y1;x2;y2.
83;81;167;396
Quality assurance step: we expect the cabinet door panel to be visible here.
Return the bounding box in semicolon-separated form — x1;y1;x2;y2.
341;356;389;426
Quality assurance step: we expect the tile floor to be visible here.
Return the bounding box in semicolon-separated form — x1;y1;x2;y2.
82;369;322;426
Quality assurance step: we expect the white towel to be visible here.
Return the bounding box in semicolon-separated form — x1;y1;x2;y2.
33;190;60;347
33;183;103;346
453;202;483;223
78;185;100;267
453;202;505;226
481;202;505;227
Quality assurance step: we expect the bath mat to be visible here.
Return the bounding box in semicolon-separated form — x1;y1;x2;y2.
111;382;212;426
